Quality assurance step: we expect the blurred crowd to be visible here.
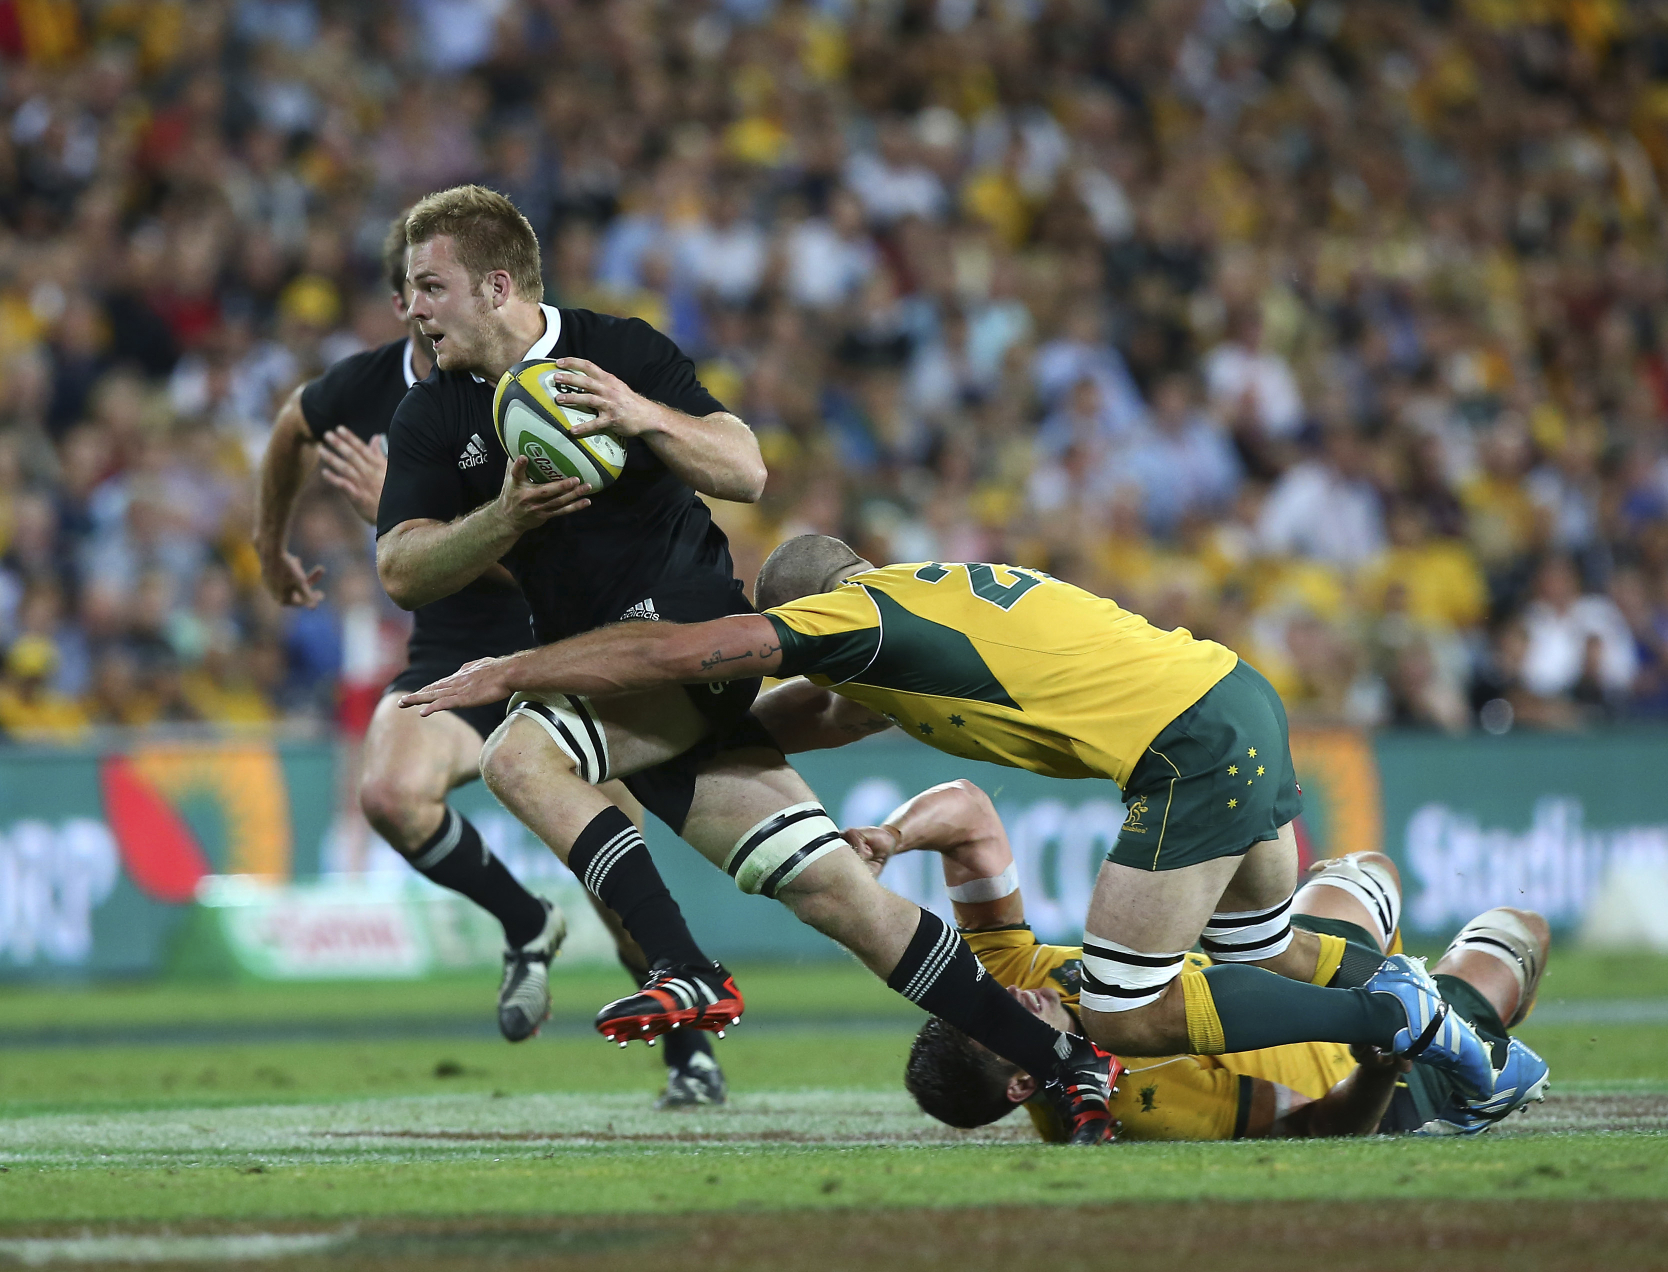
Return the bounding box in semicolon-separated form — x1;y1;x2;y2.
0;0;1667;743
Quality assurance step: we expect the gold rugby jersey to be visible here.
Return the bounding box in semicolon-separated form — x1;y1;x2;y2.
963;927;1357;1142
765;563;1238;786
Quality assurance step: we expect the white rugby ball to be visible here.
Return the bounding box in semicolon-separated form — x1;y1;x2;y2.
493;359;627;490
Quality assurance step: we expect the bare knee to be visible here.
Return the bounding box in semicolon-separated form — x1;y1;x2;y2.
480;721;573;804
775;849;867;931
1080;987;1186;1056
359;771;446;852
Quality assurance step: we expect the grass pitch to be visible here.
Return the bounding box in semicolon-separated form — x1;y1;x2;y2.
1;955;1666;1270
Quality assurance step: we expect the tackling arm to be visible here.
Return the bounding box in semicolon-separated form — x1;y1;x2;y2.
397;613;784;713
1238;1048;1407;1139
254;385;325;607
752;678;893;753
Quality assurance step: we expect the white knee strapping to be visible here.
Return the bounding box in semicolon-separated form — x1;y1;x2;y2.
1304;856;1401;950
508;690;610;785
1079;933;1188;1012
946;863;1019;904
1444;908;1540;999
1201;895;1294;962
725;802;846;898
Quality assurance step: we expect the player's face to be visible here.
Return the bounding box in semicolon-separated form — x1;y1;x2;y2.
406;235;492;373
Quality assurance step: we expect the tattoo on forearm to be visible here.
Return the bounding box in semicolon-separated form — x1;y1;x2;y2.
698;642;781;672
839;717;891;737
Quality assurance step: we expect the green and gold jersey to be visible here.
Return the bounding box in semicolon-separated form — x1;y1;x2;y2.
764;563;1239;787
963;927;1357;1143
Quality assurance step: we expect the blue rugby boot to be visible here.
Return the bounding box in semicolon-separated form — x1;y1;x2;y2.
1365;954;1495;1100
1417;1038;1551;1136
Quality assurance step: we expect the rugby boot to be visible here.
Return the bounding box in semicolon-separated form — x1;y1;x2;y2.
656;1051;729;1109
1365;954;1495;1100
1039;1036;1124;1145
498;898;567;1042
1418;1040;1550;1136
595;959;744;1046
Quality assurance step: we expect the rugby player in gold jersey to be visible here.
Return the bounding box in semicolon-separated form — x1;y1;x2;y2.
846;779;1550;1140
400;536;1500;1107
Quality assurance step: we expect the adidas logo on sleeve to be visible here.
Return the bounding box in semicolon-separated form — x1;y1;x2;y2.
458;434;490;470
619;599;659;621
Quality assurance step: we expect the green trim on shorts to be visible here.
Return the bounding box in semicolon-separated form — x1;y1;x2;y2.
1107;660;1304;872
1398;973;1511;1128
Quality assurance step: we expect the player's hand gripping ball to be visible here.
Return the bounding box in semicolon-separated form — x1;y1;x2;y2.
493;359;627;491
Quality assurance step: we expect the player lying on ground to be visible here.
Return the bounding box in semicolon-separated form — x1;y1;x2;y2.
401;536;1497;1104
253;212;724;1105
851;779;1551;1140
379;188;1119;1141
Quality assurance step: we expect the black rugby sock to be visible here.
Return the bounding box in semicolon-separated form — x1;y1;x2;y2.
410;809;547;948
887;909;1068;1078
569;806;706;968
1329;940;1392;989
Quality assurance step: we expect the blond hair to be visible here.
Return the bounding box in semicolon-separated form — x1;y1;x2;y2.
405;185;544;301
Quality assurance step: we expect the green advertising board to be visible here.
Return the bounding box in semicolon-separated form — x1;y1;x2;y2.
2;727;1664;981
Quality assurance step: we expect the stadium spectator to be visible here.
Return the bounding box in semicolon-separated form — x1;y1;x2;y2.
2;0;1668;739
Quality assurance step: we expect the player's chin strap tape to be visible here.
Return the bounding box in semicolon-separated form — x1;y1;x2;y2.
1200;895;1294;963
945;863;1019;904
726;802;845;898
1443;907;1541;1002
1079;934;1188;1012
1303;855;1401;951
507;691;610;784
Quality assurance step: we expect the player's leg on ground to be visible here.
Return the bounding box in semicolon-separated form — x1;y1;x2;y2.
1432;907;1550;1029
676;750;1095;1098
359;693;547;947
1077;840;1409;1058
1294;851;1401;954
1293;850;1407;986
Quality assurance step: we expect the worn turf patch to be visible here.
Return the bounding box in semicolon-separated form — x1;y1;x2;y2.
2;1202;1666;1271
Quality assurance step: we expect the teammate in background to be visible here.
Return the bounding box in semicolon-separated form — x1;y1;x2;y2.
253;215;727;1107
378;186;1121;1143
850;779;1550;1140
400;538;1497;1102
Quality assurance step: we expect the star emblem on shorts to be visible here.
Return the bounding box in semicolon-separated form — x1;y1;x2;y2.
949;714;965;727
1247;747;1257;759
1227;798;1239;809
1257;765;1265;776
918;721;934;736
1227;764;1239;776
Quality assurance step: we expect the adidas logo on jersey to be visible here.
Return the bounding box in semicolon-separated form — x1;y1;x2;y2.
620;598;660;622
458;434;490;470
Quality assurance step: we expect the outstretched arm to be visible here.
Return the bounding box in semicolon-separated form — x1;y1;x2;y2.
1239;1046;1408;1138
846;780;1024;929
397;613;784;714
752;678;893;753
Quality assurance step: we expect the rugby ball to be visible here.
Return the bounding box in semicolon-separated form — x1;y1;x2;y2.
492;359;627;490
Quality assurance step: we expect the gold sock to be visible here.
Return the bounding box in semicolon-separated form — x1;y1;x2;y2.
1181;970;1226;1054
1311;933;1347;986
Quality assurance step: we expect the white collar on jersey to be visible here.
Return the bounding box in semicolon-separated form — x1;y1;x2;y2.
469;304;562;384
401;337;419;388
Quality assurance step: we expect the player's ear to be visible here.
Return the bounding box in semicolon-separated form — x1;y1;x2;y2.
1007;1071;1037;1104
486;269;513;308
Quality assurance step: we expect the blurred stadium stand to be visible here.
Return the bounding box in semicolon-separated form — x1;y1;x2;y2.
0;0;1664;752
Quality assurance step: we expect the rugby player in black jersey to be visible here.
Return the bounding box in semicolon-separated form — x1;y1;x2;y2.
254;216;728;1107
377;185;1122;1144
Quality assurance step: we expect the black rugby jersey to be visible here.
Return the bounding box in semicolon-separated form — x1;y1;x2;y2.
377;306;750;643
301;337;533;666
